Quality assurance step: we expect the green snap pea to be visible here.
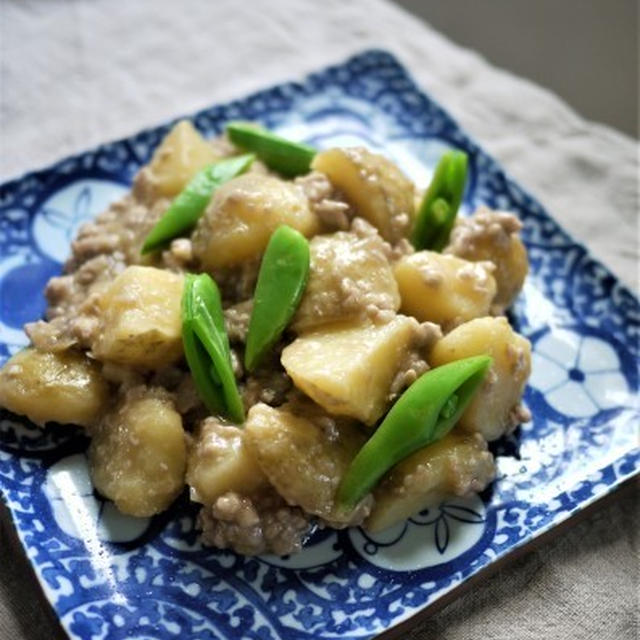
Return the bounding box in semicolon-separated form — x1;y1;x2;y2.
336;355;492;510
141;154;255;254
226;122;316;177
244;226;310;372
182;273;244;423
411;150;468;251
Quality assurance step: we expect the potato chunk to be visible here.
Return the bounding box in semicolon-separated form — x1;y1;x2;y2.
148;120;218;197
311;147;414;243
192;173;318;271
88;387;186;517
91;266;184;370
365;432;495;532
244;402;368;524
292;221;400;332
0;348;108;427
430;317;531;441
281;315;419;425
394;251;496;329
445;206;528;311
186;418;268;505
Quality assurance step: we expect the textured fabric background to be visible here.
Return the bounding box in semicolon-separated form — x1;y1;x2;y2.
0;1;638;638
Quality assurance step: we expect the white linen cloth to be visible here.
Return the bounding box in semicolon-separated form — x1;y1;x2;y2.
0;1;637;639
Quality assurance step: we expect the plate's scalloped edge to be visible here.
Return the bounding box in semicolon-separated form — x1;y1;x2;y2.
0;48;639;640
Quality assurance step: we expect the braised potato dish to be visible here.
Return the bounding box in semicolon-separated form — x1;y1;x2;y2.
0;121;531;555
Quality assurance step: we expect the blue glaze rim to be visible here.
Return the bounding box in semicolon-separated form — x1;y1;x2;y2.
0;49;638;640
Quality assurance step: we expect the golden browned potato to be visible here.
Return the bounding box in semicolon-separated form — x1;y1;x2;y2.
91;266;184;370
445;207;528;311
88;387;186;517
244;402;368;524
281;315;420;425
311;147;414;243
0;348;109;427
394;251;497;329
186;418;268;505
365;432;495;532
430;317;531;441
148;120;219;197
292;222;400;332
191;173;319;271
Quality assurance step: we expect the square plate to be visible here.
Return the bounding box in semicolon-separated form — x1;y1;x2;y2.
0;50;638;640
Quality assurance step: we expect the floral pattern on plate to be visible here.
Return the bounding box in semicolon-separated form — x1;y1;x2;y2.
0;50;638;640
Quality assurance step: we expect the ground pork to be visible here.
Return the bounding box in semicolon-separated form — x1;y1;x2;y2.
197;488;311;556
445;206;527;313
69;172;169;269
212;258;261;306
388;321;442;400
447;207;523;255
26;253;127;351
242;362;292;409
161;238;195;272
295;171;352;231
223;300;253;343
46;253;126;318
389;237;415;261
175;375;203;415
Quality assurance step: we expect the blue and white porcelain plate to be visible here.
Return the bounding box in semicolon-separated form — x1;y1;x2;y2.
0;50;638;640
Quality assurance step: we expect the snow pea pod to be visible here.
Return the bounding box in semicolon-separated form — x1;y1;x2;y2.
182;273;244;423
141;153;255;254
244;226;310;372
226;122;316;177
336;355;492;510
411;150;468;251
